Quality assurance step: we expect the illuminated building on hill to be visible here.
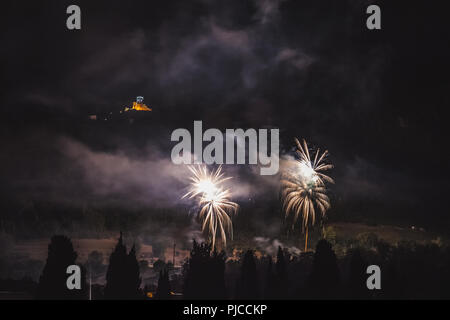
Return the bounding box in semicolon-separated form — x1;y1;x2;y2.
124;96;152;112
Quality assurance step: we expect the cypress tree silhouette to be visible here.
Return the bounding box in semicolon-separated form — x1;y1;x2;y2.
276;246;287;280
347;249;370;299
264;257;277;299
127;244;142;297
36;235;87;299
274;246;288;298
155;268;171;299
236;250;259;299
183;240;227;299
308;239;340;299
104;232;142;299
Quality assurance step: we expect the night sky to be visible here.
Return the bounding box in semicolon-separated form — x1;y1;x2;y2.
1;0;449;237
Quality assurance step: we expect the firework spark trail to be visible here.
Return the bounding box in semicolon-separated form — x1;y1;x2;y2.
281;138;334;251
293;138;334;186
183;165;238;249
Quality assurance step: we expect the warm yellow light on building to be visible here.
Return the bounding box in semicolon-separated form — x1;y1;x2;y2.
125;96;152;112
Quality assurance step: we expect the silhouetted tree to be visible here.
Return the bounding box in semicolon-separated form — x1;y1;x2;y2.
127;244;142;295
273;246;288;298
104;232;142;299
155;268;171;299
308;240;340;298
236;250;259;299
183;240;226;299
276;247;287;280
264;257;277;299
347;249;370;299
36;235;87;299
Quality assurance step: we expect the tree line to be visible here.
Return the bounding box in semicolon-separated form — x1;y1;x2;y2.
32;233;450;299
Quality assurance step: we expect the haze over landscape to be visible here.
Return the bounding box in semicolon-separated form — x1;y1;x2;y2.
1;0;449;300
